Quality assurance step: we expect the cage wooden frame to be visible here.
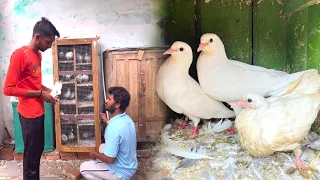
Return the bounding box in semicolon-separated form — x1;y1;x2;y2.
52;36;101;152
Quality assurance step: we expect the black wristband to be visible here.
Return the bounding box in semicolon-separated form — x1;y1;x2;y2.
40;90;43;97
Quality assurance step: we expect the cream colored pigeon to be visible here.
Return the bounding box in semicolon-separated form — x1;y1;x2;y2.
156;41;235;136
196;33;317;115
232;70;320;171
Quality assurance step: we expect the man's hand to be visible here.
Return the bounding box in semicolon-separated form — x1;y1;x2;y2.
100;113;109;124
42;85;52;93
89;148;116;164
41;91;55;103
54;96;60;104
55;98;60;104
89;149;97;160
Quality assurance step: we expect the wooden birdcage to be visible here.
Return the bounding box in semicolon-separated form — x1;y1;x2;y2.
52;36;101;152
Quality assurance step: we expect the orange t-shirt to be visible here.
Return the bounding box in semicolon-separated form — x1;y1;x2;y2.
3;46;44;118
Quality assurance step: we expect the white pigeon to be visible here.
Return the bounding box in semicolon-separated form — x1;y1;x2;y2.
65;51;73;61
233;93;320;170
156;41;235;136
82;74;89;82
59;52;65;58
196;33;317;115
61;134;68;143
77;53;83;63
64;74;72;81
84;53;91;63
83;91;93;101
68;129;75;141
63;88;71;99
82;131;94;139
50;81;63;98
69;91;75;100
76;74;83;84
233;70;320;171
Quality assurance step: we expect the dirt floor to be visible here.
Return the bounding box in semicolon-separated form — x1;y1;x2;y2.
0;157;158;180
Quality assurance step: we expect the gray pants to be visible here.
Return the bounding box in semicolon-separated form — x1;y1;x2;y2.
80;144;121;180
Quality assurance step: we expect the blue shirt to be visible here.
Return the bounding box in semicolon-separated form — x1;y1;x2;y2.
104;112;138;180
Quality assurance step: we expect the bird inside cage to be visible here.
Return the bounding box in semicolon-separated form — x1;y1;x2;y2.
59;51;64;58
63;74;72;81
65;51;73;61
82;131;94;139
61;133;68;143
83;91;93;101
84;53;91;63
63;88;71;99
68;128;75;142
76;74;89;84
77;53;83;63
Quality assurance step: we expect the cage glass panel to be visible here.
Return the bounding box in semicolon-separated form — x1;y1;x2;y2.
77;85;94;114
75;45;92;70
60;104;76;115
61;119;78;146
59;82;76;104
58;45;74;71
78;119;96;147
76;74;93;84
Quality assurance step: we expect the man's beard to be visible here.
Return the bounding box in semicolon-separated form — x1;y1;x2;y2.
106;103;116;113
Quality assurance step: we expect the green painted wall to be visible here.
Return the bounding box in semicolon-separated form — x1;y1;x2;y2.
283;0;317;15
156;0;195;48
156;0;197;79
158;0;320;132
283;2;320;72
285;9;308;72
283;1;320;133
157;0;320;73
196;0;252;64
253;0;286;70
307;4;320;70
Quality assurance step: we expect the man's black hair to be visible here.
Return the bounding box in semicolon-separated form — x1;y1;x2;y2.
108;86;131;112
32;17;60;38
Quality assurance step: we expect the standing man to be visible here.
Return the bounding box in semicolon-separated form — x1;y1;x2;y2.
80;86;138;180
3;17;60;180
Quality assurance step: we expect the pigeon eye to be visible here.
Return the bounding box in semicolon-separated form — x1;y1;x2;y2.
179;47;184;51
248;98;252;103
210;38;213;43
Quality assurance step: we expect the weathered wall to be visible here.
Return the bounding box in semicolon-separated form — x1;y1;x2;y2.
194;0;320;72
196;0;253;65
283;0;320;72
282;0;320;133
0;0;167;143
253;0;287;70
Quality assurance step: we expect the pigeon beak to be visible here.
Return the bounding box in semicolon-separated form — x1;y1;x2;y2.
231;100;250;109
197;43;207;52
163;48;176;55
